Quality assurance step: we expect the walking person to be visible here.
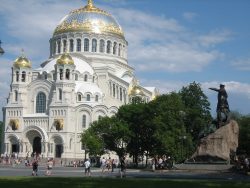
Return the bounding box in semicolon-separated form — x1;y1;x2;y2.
84;158;91;177
100;157;106;174
120;157;126;178
46;159;53;176
31;159;38;176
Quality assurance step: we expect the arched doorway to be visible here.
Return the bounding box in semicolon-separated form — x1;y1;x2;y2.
8;135;19;154
53;136;63;158
33;137;41;154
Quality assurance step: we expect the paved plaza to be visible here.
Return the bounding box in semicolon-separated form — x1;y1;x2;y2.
0;164;250;181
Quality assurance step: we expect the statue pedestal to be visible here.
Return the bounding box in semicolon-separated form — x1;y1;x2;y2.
189;120;239;163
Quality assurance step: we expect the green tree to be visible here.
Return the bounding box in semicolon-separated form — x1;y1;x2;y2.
117;103;146;166
238;115;250;155
81;116;131;159
179;82;212;144
149;93;191;162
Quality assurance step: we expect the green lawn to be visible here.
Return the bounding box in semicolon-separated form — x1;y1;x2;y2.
0;177;249;188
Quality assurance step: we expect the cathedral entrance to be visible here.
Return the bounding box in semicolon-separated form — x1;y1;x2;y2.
33;137;42;154
55;145;63;158
12;144;19;153
53;136;63;158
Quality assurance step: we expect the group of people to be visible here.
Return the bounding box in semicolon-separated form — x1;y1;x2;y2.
84;156;127;178
30;157;54;176
151;156;173;172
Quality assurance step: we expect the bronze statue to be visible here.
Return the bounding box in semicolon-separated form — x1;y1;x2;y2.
209;84;230;127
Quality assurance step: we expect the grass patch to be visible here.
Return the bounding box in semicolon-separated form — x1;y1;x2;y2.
0;177;249;188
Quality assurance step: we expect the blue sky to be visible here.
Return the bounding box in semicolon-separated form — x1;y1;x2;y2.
0;0;250;120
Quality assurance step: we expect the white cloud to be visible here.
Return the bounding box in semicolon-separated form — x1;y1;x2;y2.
0;0;81;64
112;8;228;73
0;0;231;73
231;57;250;71
198;30;232;48
183;12;198;22
141;79;250;115
202;81;250;98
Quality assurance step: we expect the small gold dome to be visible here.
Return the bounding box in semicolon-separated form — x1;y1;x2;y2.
13;56;31;68
56;53;74;65
129;86;145;96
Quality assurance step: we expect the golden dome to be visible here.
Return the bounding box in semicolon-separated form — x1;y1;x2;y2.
129;85;145;96
53;0;124;38
13;56;32;68
56;53;74;65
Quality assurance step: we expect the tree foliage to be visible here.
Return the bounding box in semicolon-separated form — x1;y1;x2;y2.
179;82;212;144
81;116;131;159
81;82;214;165
237;115;250;155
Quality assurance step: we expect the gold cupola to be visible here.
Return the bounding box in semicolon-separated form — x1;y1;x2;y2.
129;85;145;96
56;53;74;65
53;0;124;38
13;55;32;68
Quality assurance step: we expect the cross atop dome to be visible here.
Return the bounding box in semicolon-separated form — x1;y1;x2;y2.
87;0;93;7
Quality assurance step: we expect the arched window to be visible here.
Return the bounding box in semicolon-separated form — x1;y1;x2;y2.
63;40;67;52
113;42;117;55
57;40;61;53
98;115;103;120
107;41;111;54
95;95;99;102
53;41;56;55
75;74;78;81
77;39;81;52
113;83;116;97
118;43;122;56
16;71;19;82
65;69;70;80
59;69;63;80
14;90;18;102
99;39;105;53
92;39;97;52
69;39;74;52
84;74;88;82
59;89;62;100
82;115;86;128
44;72;47;80
36;92;46;113
21;71;26;82
120;88;123;101
86;94;90;101
78;94;82;101
69;138;72;150
84;38;89;52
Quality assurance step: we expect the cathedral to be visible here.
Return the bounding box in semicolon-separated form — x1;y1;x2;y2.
1;0;158;159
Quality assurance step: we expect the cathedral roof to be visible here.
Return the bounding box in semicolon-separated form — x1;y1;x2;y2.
75;81;102;95
53;0;124;38
39;56;94;74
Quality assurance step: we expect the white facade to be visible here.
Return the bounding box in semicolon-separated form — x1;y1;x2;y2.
1;0;158;159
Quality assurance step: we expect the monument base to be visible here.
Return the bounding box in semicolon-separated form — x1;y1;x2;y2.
189;120;239;163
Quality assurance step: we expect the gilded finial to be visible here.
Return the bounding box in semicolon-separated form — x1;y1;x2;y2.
88;0;93;7
21;48;25;57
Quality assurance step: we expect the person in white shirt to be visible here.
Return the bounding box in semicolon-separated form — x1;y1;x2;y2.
84;159;91;177
100;157;106;173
